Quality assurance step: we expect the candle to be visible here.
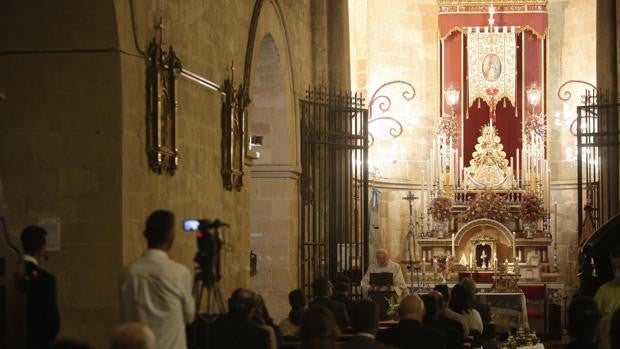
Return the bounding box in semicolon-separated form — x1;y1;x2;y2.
554;201;558;246
512;231;516;258
516;148;520;186
510;156;514;183
451;233;455;255
469;252;473;268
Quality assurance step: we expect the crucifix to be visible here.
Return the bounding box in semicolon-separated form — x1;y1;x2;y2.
480;249;488;269
403;191;419;262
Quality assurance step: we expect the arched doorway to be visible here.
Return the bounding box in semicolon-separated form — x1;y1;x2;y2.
248;33;299;320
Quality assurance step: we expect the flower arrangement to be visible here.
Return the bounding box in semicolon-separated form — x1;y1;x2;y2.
463;192;511;222
385;294;400;321
520;192;543;223
524;113;546;141
431;196;453;221
437;115;458;144
503;328;539;348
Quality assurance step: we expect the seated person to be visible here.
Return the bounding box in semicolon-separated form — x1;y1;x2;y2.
310;277;350;329
344;300;393;349
376;295;446;349
434;284;470;336
279;289;306;338
109;323;156;349
449;284;483;335
361;249;407;297
461;278;492;324
299;305;340;349
331;274;355;316
208;288;274;349
421;292;462;349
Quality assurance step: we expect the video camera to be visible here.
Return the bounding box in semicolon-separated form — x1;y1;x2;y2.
183;219;229;287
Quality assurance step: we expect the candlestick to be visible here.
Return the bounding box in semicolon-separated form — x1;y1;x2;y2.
512;231;517;259
451;233;455;255
469;252;473;270
422;257;426;286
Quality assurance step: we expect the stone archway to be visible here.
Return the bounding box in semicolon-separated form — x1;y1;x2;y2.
454;219;516;265
248;32;298;321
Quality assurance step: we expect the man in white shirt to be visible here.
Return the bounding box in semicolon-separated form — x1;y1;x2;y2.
361;249;408;297
120;210;195;349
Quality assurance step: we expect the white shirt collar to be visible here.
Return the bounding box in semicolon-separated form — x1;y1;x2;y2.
24;254;38;266
144;249;169;259
356;332;376;339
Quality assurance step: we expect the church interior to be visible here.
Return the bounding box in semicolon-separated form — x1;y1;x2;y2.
2;1;620;348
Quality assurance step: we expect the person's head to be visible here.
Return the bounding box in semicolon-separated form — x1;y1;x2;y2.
350;300;380;334
421;292;442;321
228;288;259;318
332;274;351;295
312;277;333;298
376;249;389;267
49;340;91;349
399;294;425;322
433;284;450;306
109;323;156;349
143;210;175;250
611;246;620;280
460;277;477;297
611;309;620;349
299;305;339;349
288;289;307;326
449;284;472;314
20;225;47;261
567;296;601;342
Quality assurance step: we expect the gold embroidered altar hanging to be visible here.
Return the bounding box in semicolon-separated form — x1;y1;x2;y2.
467;27;517;119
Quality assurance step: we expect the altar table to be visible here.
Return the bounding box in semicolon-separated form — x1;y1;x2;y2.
476;292;529;330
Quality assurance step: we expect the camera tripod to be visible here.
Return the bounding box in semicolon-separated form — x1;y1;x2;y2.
193;274;226;314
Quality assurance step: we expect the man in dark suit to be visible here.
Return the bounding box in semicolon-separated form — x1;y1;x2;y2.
310;277;350;329
421;293;463;349
331;274;355;316
208;288;273;349
344;300;393;349
21;225;60;349
376;294;446;349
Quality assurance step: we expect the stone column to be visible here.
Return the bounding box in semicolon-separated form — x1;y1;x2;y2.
327;0;352;90
596;0;619;223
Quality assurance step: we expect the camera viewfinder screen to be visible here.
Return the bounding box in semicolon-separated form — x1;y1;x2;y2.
183;219;200;232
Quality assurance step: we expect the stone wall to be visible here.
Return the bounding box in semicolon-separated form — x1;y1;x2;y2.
0;0;326;347
547;0;597;280
0;2;123;345
349;0;439;260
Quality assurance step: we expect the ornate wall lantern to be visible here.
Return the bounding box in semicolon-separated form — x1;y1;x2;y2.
146;20;182;175
221;65;249;191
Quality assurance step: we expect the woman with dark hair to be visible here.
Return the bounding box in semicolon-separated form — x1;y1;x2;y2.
253;294;282;345
449;284;483;335
279;289;307;337
299;305;340;349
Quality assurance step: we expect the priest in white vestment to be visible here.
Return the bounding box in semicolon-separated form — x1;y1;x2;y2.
361;249;408;297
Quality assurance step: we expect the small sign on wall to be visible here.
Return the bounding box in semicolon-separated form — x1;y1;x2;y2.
38;217;61;251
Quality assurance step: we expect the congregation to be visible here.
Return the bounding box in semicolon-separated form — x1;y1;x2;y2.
22;210;620;349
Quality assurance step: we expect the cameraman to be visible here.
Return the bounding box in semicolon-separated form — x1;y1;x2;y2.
120;210;195;349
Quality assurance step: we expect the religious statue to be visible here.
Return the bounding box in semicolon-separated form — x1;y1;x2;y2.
465;123;513;189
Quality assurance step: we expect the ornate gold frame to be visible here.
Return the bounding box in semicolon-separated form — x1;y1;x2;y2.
146;27;181;175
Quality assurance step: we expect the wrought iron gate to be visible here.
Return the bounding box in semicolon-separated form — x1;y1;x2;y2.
577;90;620;240
300;88;369;299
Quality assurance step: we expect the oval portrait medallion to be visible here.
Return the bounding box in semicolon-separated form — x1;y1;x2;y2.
482;54;502;82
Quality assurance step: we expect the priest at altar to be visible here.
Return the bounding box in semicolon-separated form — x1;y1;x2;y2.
361;249;408;297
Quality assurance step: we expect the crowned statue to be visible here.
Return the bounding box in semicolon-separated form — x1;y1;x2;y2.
464;123;514;189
